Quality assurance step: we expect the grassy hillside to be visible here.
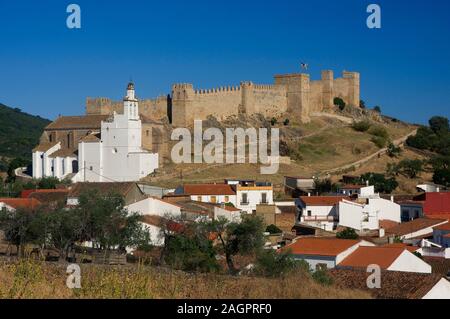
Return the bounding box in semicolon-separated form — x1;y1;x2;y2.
0;103;50;170
0;259;370;299
145;112;418;191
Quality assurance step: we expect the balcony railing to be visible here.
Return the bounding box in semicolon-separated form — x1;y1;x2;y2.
301;216;335;222
240;202;249;205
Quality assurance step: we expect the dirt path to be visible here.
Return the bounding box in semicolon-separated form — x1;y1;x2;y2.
319;129;418;177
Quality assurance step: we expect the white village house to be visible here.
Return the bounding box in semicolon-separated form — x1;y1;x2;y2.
33;83;159;182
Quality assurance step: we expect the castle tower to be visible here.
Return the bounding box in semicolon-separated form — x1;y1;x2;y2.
342;71;360;107
274;73;311;123
123;82;139;120
321;70;334;108
172;83;194;127
240;81;255;115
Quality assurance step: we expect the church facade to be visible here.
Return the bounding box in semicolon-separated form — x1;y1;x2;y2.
32;83;159;182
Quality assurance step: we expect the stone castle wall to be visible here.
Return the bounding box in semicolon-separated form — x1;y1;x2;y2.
86;70;360;127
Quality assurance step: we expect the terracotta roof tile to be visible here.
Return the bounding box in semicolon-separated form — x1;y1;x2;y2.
434;222;450;231
386;218;447;236
68;182;140;197
0;198;41;210
329;269;445;299
299;196;350;206
379;219;400;230
382;243;419;253
282;237;361;257
45;115;109;130
339;246;407;269
32;142;59;152
48;148;77;158
181;184;236;196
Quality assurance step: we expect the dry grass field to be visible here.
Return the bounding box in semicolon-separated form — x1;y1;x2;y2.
0;258;371;299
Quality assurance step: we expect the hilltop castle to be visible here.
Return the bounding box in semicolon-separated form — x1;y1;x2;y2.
86;70;360;126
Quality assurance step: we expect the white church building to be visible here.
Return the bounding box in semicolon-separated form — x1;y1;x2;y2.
32;83;159;182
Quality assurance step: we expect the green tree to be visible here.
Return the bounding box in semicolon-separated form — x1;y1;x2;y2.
206;215;265;274
398;159;424;178
266;224;282;234
334;97;346;111
361;172;398;194
429;116;449;135
336;228;359;239
359;100;366;109
387;142;402;158
433;168;450;187
373;106;381;113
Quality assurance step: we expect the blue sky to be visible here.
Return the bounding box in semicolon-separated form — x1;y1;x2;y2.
0;0;449;124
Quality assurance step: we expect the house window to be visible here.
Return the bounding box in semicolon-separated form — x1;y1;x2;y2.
146;130;150;137
307;210;312;217
89;166;93;171
211;196;217;203
62;159;65;175
197;196;202;202
261;193;267;204
224;196;229;202
241;193;248;205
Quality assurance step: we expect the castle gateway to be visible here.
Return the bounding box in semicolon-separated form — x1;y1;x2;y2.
86;70;360;127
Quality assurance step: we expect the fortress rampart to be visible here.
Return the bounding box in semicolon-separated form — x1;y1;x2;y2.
86;70;360;127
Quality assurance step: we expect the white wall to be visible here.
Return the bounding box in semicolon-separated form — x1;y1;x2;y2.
126;197;181;218
338;201;379;231
368;198;401;223
236;189;274;214
422;278;450;299
388;250;432;274
191;195;237;206
214;206;242;223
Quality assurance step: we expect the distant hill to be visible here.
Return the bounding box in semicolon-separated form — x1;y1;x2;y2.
0;103;50;170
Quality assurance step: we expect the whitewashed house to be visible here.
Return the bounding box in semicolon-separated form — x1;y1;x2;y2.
295;196;349;231
175;180;273;214
282;237;375;270
126;196;182;247
339;246;432;274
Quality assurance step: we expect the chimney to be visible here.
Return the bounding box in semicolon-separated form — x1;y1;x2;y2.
308;192;311;197
437;187;440;192
390;195;394;202
366;180;369;187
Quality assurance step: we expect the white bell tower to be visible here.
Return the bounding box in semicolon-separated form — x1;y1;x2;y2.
123;82;139;120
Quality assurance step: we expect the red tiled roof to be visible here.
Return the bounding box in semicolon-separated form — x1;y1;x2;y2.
339;246;407;269
0;198;41;210
386;218;447;236
299;196;350;206
182;184;236;196
223;206;241;212
329;269;444;299
379;219;400;230
434;222;450;231
382;243;419;253
141;215;184;233
283;237;361;257
21;189;69;198
45;115;109;130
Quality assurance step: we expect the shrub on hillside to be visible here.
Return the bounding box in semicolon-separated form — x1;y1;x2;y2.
387;142;402;157
351;120;371;132
371;136;388;148
253;250;309;278
312;268;333;286
368;125;389;139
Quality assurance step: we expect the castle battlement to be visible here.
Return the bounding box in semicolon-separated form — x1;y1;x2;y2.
86;69;360;128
